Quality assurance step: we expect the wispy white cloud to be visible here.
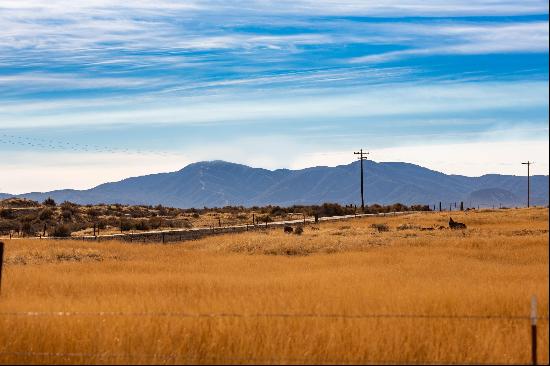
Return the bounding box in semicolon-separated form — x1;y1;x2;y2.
231;0;549;16
1;81;546;128
352;22;549;63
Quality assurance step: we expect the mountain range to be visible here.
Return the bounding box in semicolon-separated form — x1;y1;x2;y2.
1;160;548;208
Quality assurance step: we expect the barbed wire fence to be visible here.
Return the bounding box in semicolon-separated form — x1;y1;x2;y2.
0;308;548;365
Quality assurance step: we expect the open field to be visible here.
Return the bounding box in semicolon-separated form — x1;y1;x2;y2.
0;207;548;364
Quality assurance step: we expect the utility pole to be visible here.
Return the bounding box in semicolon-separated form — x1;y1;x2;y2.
522;161;534;208
354;149;369;212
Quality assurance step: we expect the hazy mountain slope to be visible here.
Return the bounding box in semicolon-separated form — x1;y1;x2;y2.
3;160;548;208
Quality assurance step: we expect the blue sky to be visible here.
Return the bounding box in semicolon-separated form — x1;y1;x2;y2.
0;1;548;193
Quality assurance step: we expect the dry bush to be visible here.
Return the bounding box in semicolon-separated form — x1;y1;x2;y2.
371;223;390;232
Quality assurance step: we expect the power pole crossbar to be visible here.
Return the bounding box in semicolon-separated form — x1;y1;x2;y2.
354;149;369;213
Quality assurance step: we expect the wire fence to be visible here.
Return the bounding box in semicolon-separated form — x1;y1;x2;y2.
0;310;547;365
0;310;548;321
0;351;538;365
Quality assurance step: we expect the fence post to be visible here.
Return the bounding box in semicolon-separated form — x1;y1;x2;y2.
162;232;165;244
531;295;537;365
0;241;4;295
439;202;442;211
460;201;464;211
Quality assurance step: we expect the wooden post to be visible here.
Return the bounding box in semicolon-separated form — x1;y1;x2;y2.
303;213;306;225
0;241;4;295
252;213;255;225
162;232;165;244
218;217;221;227
315;213;319;223
460;202;464;211
439;202;442;211
531;295;538;365
43;223;47;237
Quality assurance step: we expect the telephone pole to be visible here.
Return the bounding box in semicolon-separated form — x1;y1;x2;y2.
522;161;534;208
354;149;369;212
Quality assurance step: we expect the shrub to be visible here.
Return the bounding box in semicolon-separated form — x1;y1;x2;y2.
397;223;420;231
21;221;34;235
149;217;163;229
0;209;15;219
43;197;56;206
52;224;72;237
255;215;272;224
0;218;18;232
135;220;151;231
39;208;54;221
371;223;390;232
87;208;101;218
120;219;134;231
294;226;304;235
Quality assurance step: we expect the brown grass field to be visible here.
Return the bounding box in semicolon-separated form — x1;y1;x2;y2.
0;207;548;365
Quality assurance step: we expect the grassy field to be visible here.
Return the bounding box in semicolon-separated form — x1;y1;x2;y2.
0;208;548;364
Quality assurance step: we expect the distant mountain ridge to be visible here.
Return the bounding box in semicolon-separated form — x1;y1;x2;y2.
2;160;548;208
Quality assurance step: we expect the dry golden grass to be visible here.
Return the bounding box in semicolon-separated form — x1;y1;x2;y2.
0;208;548;364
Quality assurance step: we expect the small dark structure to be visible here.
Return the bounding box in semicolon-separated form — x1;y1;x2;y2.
283;225;293;234
449;217;467;230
